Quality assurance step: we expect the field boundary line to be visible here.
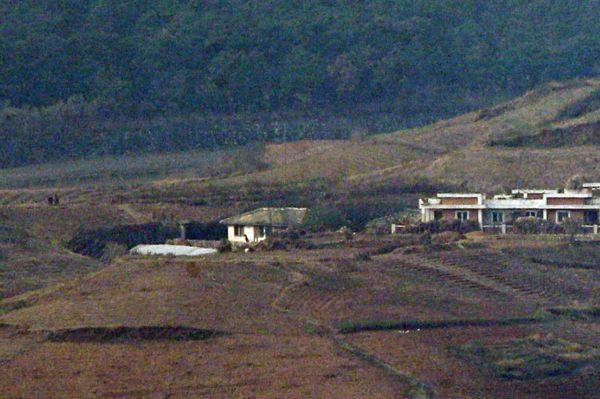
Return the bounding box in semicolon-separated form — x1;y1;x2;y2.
337;315;551;334
270;265;433;399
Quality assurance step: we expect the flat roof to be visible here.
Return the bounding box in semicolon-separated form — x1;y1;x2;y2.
436;193;482;197
545;193;591;198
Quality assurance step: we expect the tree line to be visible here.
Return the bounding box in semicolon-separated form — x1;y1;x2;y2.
1;0;599;166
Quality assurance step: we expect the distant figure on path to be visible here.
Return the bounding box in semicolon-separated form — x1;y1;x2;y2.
47;196;54;206
53;194;60;206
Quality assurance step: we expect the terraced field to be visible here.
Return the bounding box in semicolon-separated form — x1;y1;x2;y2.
422;251;558;303
273;247;540;326
423;248;600;304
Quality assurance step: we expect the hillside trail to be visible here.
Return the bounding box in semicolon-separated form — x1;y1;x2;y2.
270;264;432;399
117;203;148;224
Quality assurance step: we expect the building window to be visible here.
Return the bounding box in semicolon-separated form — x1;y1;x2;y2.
456;211;469;221
556;211;570;223
434;210;443;220
491;211;504;223
257;226;267;238
234;225;244;237
525;211;539;218
585;210;598;224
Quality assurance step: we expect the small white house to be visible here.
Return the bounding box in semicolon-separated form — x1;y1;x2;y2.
220;207;308;244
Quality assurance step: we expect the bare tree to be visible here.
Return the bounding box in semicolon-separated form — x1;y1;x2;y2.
562;218;581;244
565;174;585;190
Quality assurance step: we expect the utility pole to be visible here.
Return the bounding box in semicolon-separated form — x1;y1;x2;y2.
284;123;287;178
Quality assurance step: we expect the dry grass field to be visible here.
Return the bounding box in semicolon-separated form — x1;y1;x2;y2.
1;78;600;397
1;233;599;398
0;251;414;398
1;78;599;211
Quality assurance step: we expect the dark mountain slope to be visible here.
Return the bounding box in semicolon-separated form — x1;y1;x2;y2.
1;1;600;167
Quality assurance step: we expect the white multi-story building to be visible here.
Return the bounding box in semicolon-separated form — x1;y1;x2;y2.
419;183;600;229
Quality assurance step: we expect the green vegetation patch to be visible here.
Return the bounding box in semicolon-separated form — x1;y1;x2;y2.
556;88;600;121
489;121;600;148
66;223;182;258
45;326;226;343
547;307;600;321
456;334;600;380
0;300;30;315
337;314;552;334
0;225;30;245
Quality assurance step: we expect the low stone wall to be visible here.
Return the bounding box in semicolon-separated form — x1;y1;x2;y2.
166;239;221;248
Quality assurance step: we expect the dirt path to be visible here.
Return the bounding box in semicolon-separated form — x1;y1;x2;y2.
270;265;433;399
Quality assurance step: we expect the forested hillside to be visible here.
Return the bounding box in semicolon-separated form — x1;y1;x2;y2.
1;0;599;167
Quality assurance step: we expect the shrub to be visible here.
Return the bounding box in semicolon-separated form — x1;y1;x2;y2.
370;244;401;255
562;218;582;242
405;220;479;235
0;300;30;315
100;242;129;263
338;226;354;241
364;217;391;235
339;201;397;231
302;206;347;232
217;239;232;253
513;217;540;234
369;224;391;235
397;245;426;255
431;231;463;244
294;240;316;250
255;237;288;251
272;228;301;241
513;217;564;234
419;231;432;245
565;174;585;190
184;222;228;240
354;251;371;261
67;223;179;258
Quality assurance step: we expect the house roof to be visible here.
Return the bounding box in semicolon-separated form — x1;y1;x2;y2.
220;207;308;227
511;189;559;194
